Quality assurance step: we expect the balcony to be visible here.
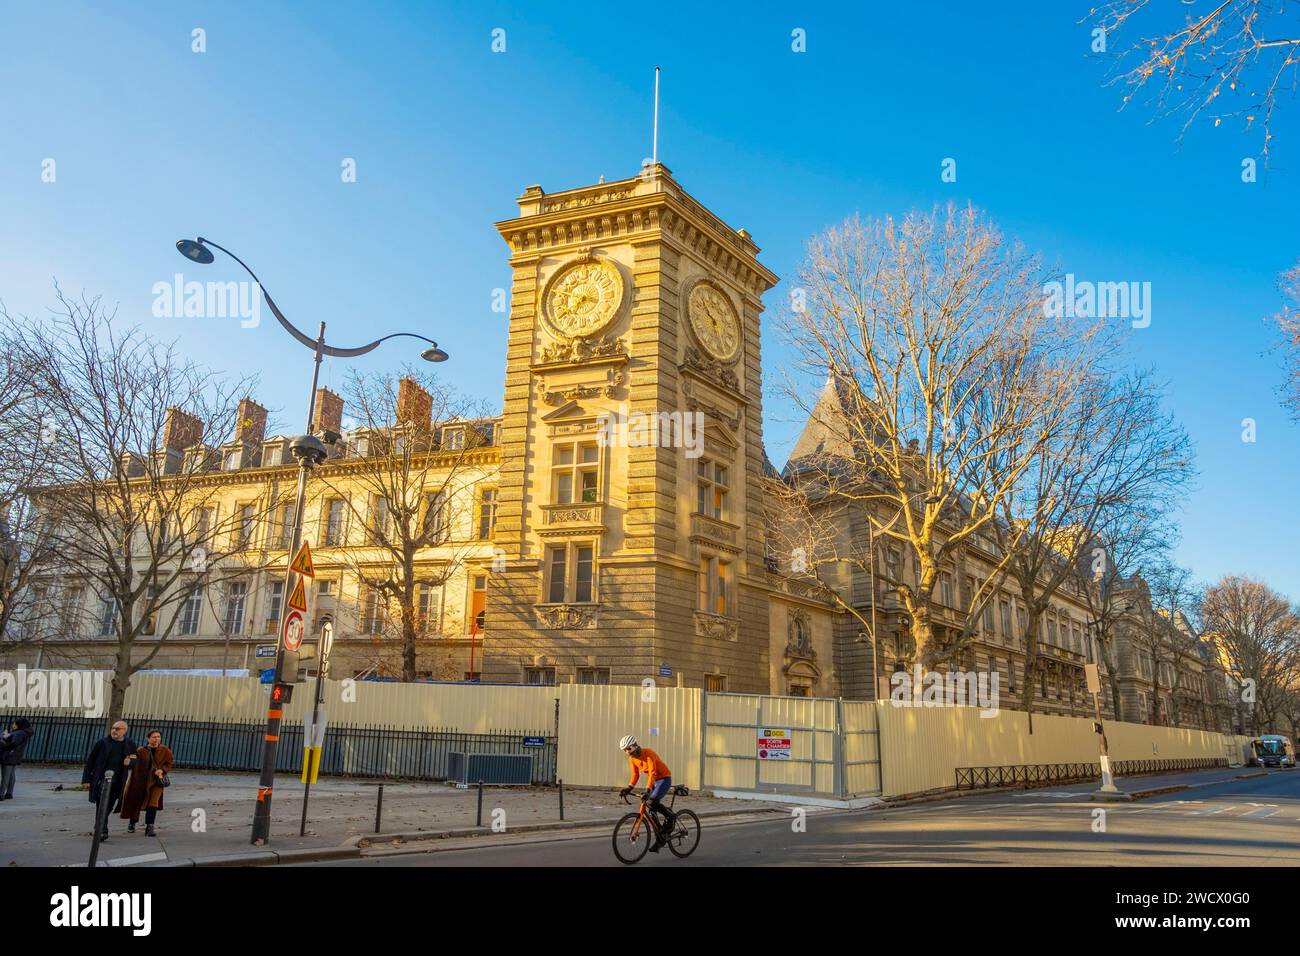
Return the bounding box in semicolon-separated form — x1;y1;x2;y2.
539;501;606;537
689;513;741;554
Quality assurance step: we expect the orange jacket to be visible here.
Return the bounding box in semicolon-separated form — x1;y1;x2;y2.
626;747;671;788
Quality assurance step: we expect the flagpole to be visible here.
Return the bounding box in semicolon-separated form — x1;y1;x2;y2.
652;66;660;166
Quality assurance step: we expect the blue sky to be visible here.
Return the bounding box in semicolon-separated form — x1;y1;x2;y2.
2;1;1297;597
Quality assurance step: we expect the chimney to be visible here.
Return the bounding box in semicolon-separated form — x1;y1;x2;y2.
312;387;343;435
396;377;433;430
162;407;204;451
235;398;268;445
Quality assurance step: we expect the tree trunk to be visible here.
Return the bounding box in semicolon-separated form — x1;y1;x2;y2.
400;578;417;682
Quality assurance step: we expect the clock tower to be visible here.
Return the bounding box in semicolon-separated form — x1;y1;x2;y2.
482;164;779;691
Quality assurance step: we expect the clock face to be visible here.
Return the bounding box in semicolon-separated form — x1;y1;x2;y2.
688;282;741;362
543;258;624;339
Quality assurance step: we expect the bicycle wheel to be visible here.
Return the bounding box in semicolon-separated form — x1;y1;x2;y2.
612;811;651;864
666;809;701;858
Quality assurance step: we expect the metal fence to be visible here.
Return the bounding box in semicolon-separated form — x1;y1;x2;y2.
0;713;557;784
955;756;1227;791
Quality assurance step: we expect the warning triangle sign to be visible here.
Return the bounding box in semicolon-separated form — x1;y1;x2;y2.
289;541;314;578
287;576;308;612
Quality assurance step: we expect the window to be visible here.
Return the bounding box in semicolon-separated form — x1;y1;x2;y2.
696;459;729;520
194;506;214;542
443;427;465;451
361;588;385;635
577;667;610;685
369;494;389;545
480;423;495;446
97;596;118;637
178;588;202;635
223;582;248;634
273;502;294;550
224;450;240;471
418;581;443;635
940;573;954;608
525;667;556;686
705;674;727;692
424;491;448;544
469;574;486;635
316;578;336;597
323;498;346;546
545;543;595;604
999;600;1011;639
885;547;901;584
236;502;256;550
982;602;994;635
477;488;498;540
551;441;600;504
62;585;86;637
141;586;159;636
264;444;283;467
698;555;732;616
267;581;284;629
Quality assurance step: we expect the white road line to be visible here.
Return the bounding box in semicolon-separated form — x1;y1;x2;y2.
103;851;169;867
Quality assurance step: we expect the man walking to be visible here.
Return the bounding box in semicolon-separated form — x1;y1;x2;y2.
0;718;33;799
82;719;137;840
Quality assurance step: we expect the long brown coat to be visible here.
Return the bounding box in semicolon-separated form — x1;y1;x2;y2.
119;744;174;818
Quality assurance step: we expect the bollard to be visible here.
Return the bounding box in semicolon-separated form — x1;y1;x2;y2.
476;779;484;827
88;770;113;868
559;778;564;821
374;784;384;834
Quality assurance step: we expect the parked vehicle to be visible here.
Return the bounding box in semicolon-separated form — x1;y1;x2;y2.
1249;735;1296;769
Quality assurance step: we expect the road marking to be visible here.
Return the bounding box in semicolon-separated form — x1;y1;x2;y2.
1240;806;1280;818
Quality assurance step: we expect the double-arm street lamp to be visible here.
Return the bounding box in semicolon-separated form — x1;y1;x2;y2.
175;237;448;845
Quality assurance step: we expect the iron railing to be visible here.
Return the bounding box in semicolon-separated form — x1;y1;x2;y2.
955;756;1227;791
0;712;556;784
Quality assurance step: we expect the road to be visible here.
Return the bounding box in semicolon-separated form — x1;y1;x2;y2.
299;769;1300;867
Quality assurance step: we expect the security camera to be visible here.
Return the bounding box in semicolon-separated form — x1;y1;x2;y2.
290;434;328;465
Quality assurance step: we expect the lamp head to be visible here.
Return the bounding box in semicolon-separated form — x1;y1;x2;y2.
421;344;449;363
175;239;214;264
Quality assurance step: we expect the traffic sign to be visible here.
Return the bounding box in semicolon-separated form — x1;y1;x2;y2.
282;608;306;652
289;541;315;578
286;576;308;612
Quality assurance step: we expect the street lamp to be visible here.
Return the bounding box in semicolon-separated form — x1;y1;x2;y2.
175;236;449;845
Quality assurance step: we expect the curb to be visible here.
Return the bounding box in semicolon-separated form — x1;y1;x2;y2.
160;846;361;868
352;805;787;852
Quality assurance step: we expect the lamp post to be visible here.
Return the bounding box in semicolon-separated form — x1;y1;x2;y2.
175;237;448;845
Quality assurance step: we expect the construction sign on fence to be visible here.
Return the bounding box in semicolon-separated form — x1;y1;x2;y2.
757;728;791;760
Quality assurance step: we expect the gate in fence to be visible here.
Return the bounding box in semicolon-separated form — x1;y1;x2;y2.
700;692;882;799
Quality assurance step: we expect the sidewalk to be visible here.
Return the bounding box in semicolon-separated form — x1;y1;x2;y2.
0;766;785;867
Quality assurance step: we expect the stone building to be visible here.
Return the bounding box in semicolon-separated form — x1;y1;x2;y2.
0;166;1224;726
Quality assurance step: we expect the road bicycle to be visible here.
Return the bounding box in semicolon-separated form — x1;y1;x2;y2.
612;784;701;864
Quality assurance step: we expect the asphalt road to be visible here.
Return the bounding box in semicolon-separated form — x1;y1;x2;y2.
300;769;1300;867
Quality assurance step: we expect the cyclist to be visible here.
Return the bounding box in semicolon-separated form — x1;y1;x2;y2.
618;734;675;852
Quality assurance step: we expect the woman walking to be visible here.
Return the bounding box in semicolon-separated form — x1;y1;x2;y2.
119;729;174;836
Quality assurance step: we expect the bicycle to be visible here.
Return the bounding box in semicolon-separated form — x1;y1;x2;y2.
612;784;701;864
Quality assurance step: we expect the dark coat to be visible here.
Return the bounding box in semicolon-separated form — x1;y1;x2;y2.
119;744;174;817
0;719;32;766
82;735;138;805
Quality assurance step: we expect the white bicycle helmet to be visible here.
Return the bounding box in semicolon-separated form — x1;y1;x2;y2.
619;734;638;751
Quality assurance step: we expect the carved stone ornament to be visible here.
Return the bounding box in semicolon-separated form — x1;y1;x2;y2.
682;380;741;432
683;346;740;392
534;604;598;629
786;609;815;660
694;610;739;641
539;335;628;366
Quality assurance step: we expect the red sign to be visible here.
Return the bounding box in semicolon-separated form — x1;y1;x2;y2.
282;608;306;652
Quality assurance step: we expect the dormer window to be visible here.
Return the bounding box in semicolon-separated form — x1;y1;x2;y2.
224;450;240;471
443;427;465;451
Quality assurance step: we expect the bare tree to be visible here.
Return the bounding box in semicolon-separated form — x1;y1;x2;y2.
993;368;1195;726
0;313;64;646
777;205;1091;669
8;287;264;720
315;369;495;682
1199;574;1300;734
1090;0;1300;165
1270;258;1300;420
